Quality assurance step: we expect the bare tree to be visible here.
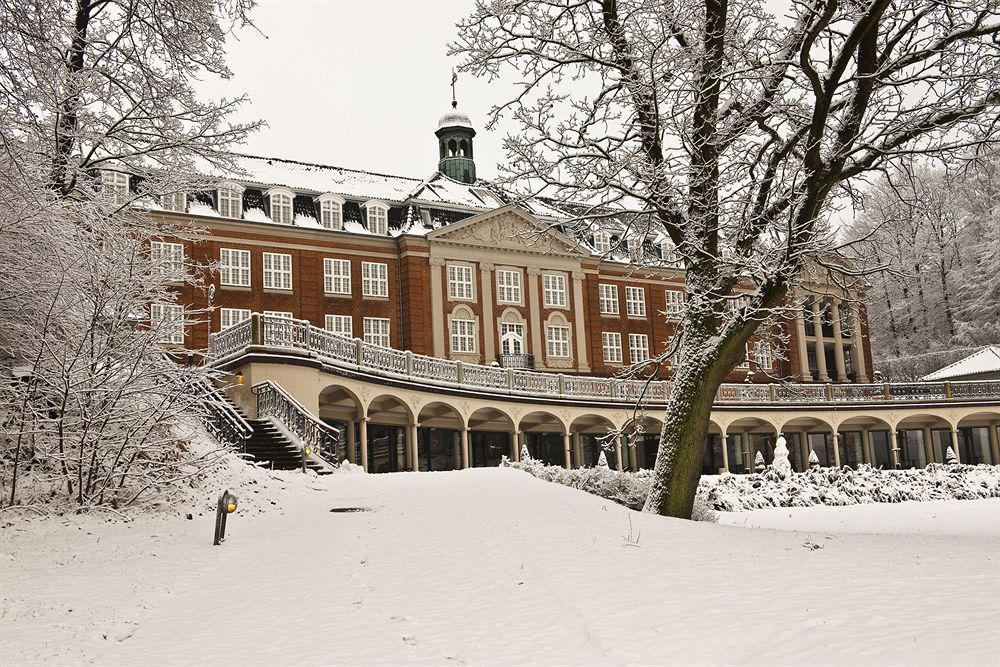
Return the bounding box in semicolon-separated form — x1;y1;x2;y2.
452;0;1000;517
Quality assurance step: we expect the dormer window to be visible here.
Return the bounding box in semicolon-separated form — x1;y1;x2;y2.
101;170;130;205
268;188;294;225
161;192;186;213
217;182;244;219
317;194;344;230
364;201;388;235
660;238;679;266
593;230;611;254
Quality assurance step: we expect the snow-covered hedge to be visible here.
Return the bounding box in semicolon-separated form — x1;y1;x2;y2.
503;457;718;522
698;463;1000;512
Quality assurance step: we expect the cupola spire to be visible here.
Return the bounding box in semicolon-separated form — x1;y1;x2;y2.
436;71;477;184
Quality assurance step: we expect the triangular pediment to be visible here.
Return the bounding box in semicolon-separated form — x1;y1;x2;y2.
427;204;589;257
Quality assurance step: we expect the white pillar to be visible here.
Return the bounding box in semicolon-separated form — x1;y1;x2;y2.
811;299;830;382
461;428;470;469
614;432;623;472
480;262;496;364
526;267;544;366
573;432;584;468
832;428;842;467
408;422;419;472
850;305;870;383
359;417;369;472
571;270;590;372
512;430;521;462
563;432;572;469
921;426;935;464
950;427;961;463
800;431;810;470
988;424;999;466
430;258;446;357
794;296;811;381
861;428;872;465
830;298;848;382
345;419;356;464
720;428;730;473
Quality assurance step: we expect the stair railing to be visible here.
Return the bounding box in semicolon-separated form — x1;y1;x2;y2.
197;380;252;451
251;380;343;465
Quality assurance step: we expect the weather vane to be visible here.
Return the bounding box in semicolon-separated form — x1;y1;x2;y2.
451;68;458;109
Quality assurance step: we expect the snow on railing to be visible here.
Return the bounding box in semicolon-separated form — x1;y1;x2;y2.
206;314;1000;406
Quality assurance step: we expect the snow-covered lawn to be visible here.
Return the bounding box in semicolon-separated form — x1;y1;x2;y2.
3;467;998;666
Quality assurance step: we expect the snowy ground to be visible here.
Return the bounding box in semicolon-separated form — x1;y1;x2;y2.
2;467;998;666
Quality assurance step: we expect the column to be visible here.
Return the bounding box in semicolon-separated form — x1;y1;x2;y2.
430;258;446;357
800;431;810;469
346;419;356;464
526;267;544;366
832;428;842;467
850;306;870;383
408;422;419;472
573;432;583;468
720;428;730;473
571;270;590;372
630;438;639;472
794;301;811;381
811;299;830;382
460;427;470;469
359;417;369;472
921;426;935;464
891;430;901;468
614;433;623;472
950;427;961;463
829;299;848;382
512;430;521;462
563;432;572;469
861;428;872;465
988;424;999;466
451;431;461;469
480;262;496;363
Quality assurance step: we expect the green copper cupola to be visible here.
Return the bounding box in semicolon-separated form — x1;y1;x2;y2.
436;101;477;184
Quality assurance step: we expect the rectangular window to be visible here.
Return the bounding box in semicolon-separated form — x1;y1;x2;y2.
263;252;292;290
602;332;623;364
598;284;619;315
319;199;343;229
629;333;650;364
150;303;183;344
325;314;353;337
218;186;242;218
160;192;186;213
367;204;388;235
543;273;567;308
593;231;611;253
753;341;773;370
270;192;293;224
323;258;351;295
363;317;390;347
450;319;477;354
219;308;251;330
665;290;684;319
264;311;293;319
625;286;646;317
150;241;184;278
496;268;522;304
101;170;130;205
448;264;474;300
362;261;389;297
219;248;251;287
546;325;570;358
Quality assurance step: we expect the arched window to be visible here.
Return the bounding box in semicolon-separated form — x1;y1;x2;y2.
545;312;571;359
364;200;389;235
217;182;244;218
498;308;526;356
267;188;294;225
449;305;478;355
317;194;344;230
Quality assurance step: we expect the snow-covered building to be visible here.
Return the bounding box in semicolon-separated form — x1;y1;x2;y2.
922;347;1000;382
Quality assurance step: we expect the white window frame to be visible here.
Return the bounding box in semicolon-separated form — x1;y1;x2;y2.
219;308;251;330
629;333;650;364
264;311;293;319
101;170;130;205
753;340;774;370
361;261;389;298
217;182;244;219
323;258;351;295
593;230;611;254
660;239;679;266
448;264;475;301
625;286;646;317
598;284;619;315
546;325;571;358
450;318;477;354
150;303;184;344
496;268;522;304
150;241;184;278
364;200;389;235
160;191;186;213
542;273;567;308
665;290;684;320
363;317;391;347
737;342;751;369
325;314;353;337
262;252;292;291
602;332;623;364
317;194;344;230
219;248;251;287
267;188;294;225
500;322;525;355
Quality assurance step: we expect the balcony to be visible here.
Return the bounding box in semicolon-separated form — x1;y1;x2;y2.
497;353;534;369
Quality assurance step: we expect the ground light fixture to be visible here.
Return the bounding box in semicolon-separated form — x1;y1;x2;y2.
213;489;238;545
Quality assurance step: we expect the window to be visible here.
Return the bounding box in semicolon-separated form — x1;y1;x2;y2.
450;319;477;354
264;311;293;319
218;184;243;218
220;308;250;330
262;252;292;290
598;284;619;315
629;333;650;364
323;258;351;295
448;264;474;300
362;262;389;297
602;332;623;363
753;341;773;370
737;342;750;369
161;192;186;213
546;325;570;358
219;248;251;287
325;315;353;337
365;201;388;235
150;241;184;278
496;269;522;304
625;286;646;317
728;294;751;319
269;190;293;225
150;303;183;344
101;170;130;205
500;322;524;355
660;239;679;266
593;230;611;253
318;195;344;230
665;290;684;319
543;273;567;308
626;236;645;261
363;317;390;347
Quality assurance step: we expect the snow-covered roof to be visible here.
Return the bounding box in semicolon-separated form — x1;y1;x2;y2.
922;346;1000;381
438;106;473;130
408;173;505;211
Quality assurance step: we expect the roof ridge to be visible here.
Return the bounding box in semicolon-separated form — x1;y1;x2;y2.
923;345;1000;380
234;152;423;183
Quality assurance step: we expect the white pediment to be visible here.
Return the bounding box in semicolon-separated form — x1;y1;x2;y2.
427;204;588;257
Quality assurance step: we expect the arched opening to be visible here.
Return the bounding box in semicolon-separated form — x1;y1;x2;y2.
468;407;516;468
955;411;1000;465
448;139;458;157
835;415;895;469
319;384;365;464
519;411;567;467
416;401;464;471
459;139;468;157
622;415;662;471
569;414;617;468
439;140;447;160
366;395;414;473
703;420;726;475
780;416;836;471
724;416;780;473
896;413;954;468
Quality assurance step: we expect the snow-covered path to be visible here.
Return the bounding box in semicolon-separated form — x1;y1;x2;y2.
3;468;998;666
